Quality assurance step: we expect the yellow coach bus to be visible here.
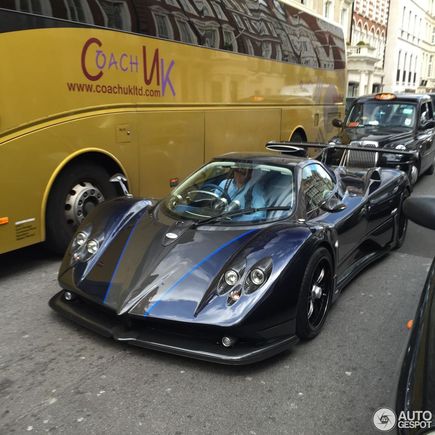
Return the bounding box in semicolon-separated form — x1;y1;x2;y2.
0;0;345;254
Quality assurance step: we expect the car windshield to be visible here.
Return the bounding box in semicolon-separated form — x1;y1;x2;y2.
346;101;417;129
163;161;295;224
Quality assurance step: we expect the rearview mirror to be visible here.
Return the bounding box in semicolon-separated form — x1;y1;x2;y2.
332;118;343;128
403;197;435;230
320;196;347;213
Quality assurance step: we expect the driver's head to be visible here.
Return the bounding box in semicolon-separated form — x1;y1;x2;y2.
233;167;252;187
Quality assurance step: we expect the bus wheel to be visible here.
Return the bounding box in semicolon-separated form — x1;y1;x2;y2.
290;131;306;143
45;162;119;254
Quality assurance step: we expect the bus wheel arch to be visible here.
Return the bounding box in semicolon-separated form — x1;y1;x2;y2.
44;152;126;254
289;128;307;143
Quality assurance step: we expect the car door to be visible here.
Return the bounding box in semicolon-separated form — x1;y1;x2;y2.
301;163;367;277
365;174;398;248
417;102;435;172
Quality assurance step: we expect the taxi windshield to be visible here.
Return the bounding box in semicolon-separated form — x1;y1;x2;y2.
163;161;295;224
346;101;417;129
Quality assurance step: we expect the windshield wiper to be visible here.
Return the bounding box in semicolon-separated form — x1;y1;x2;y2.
192;206;292;227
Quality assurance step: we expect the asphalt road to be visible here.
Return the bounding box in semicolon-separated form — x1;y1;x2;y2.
1;175;435;435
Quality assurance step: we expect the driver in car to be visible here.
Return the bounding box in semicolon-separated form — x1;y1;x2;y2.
218;167;266;221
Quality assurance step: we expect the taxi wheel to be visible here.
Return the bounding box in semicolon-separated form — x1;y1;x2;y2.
409;160;420;187
45;163;118;255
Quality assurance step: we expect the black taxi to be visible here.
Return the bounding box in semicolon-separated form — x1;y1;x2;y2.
330;93;435;185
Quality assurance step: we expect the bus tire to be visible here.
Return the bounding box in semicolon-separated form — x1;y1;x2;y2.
290;131;306;143
45;162;119;255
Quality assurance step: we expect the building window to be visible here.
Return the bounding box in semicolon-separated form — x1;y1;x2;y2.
97;1;131;30
324;0;332;19
193;0;214;17
204;28;218;47
372;83;382;93
223;29;237;51
262;41;272;59
154;13;173;39
396;50;401;83
212;2;227;20
244;38;254;55
340;8;347;29
64;0;93;23
179;0;197;15
348;82;359;97
15;0;52;15
177;20;196;44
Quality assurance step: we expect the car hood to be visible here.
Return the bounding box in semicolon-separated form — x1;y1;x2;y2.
339;127;413;147
59;205;311;326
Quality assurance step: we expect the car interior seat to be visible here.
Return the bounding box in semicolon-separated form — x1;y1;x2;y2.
261;172;294;218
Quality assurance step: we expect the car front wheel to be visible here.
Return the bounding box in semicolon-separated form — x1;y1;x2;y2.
296;247;333;340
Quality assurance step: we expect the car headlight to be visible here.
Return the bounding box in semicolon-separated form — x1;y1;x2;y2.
395;144;406;150
224;270;239;286
75;232;88;246
86;239;100;256
250;268;265;286
72;231;88;251
244;257;273;293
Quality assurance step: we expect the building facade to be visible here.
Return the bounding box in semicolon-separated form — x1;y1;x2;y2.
384;0;435;93
346;0;389;96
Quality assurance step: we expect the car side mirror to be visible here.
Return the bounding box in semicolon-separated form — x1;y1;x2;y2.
332;118;343;128
320;196;347;213
403;197;435;230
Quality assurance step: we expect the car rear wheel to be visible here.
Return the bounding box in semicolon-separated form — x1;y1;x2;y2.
296;248;333;340
393;191;410;250
45;162;119;255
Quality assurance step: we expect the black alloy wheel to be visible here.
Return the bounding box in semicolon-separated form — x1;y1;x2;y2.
45;162;119;254
393;191;410;250
296;248;333;340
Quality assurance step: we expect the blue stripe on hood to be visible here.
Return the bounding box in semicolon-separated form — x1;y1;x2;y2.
103;209;148;304
143;229;258;317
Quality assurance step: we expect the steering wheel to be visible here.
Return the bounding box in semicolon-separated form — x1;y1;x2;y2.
201;183;232;202
185;183;232;208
